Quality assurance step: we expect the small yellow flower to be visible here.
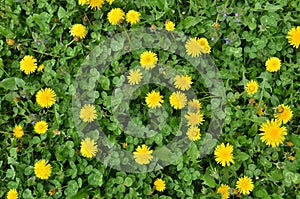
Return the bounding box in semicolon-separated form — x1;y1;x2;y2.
140;51;158;70
286;26;300;48
107;8;125;25
34;159;52;180
125;10;141;25
274;104;293;124
186;126;201;141
20;55;37;75
133;144;153;165
37;64;44;72
36;88;56;108
88;0;105;10
79;104;98;123
174;75;192;91
80;137;98;158
169;91;187;109
188;99;202;112
246;80;259;95
236;176;254;195
265;57;281;72
165;20;175;31
78;0;88;5
7;189;18;199
217;184;230;199
145;90;164;108
197;37;211;53
184;112;204;126
127;69;142;85
154;178;166;192
13;125;24;138
34;121;48;134
214;143;234;167
106;0;114;4
6;38;15;46
259;119;287;147
70;24;87;40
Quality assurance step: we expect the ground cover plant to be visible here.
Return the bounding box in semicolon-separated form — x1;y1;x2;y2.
1;0;300;198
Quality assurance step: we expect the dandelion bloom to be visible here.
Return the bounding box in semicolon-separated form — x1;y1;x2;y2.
265;57;281;72
20;55;37;75
169;91;187;109
184;112;204;126
185;37;211;57
125;10;141;25
186;126;201;141
80;137;98;158
70;24;87;40
133;144;153;165
214;143;234;167
34;159;52;180
154;178;166;192
197;37;211;53
79;104;98;122
286;26;300;48
37;64;44;72
36;88;56;108
7;189;18;199
13;125;24;138
217;184;230;199
34;121;48;134
88;0;105;10
107;8;125;25
106;0;114;4
174;75;192;91
140;51;158;69
259;119;287;147
274;104;293;124
78;0;88;5
188;99;202;112
236;176;254;195
246;80;259;94
165;20;175;31
145;90;164;108
127;69;142;85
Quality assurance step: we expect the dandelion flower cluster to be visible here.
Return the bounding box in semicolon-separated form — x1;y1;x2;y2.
127;69;142;85
133;144;153;165
185;37;211;57
165;20;175;31
13;125;24;138
20;55;37;75
36;88;56;108
7;189;18;199
265;57;281;72
79;104;98;122
88;0;105;10
274;104;293;124
217;184;230;199
140;51;158;70
214;143;234;167
259;119;287;147
186;126;201;141
70;24;87;40
174;75;192;91
80;137;98;158
34;159;52;180
286;26;300;48
107;8;125;25
169;91;187;109
235;176;254;195
34;121;48;134
145;90;164;108
126;10;141;25
184;112;204;126
246;80;259;95
154;178;166;192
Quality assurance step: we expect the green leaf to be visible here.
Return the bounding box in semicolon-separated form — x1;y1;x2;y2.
57;7;67;20
0;77;25;90
124;177;133;187
236;151;250;161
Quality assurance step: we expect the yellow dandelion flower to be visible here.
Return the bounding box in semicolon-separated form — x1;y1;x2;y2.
259;119;287;147
186;126;201;141
154;178;166;192
265;57;281;72
34;121;48;134
78;0;88;5
6;38;15;46
217;184;230;199
257;108;264;117
286;26;300;48
214;143;234;167
106;0;114;4
140;51;158;70
37;64;44;72
165;20;175;31
107;8;125;25
274;104;293;124
80;137;98;158
185;38;202;57
125;10;141;25
79;104;98;122
7;189;18;199
184;112;204;126
36;88;56;108
88;0;105;10
70;24;87;40
174;75;193;91
188;99;202;112
169;91;187;109
34;159;52;180
236;176;254;195
197;37;211;54
127;69;142;85
13;125;24;138
20;55;37;75
246;80;259;95
145;90;164;108
133;144;153;165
